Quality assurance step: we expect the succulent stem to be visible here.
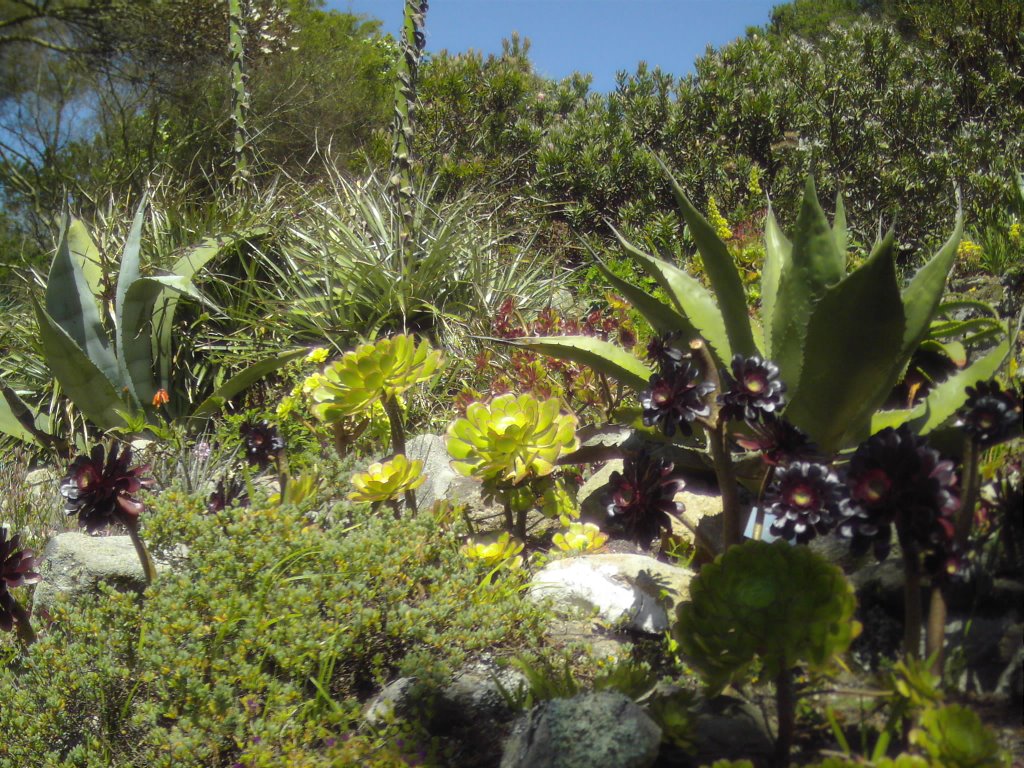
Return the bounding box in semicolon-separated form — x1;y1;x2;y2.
955;436;980;551
709;421;743;549
774;664;796;767
382;394;417;515
902;556;922;659
925;584;948;678
126;522;157;586
11;601;36;647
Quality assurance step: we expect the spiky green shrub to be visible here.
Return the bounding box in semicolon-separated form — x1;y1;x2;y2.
0;488;548;766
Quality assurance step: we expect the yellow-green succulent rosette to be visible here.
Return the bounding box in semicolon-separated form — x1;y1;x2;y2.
446;393;579;486
309;335;443;422
349;454;425;503
553;522;608;553
461;532;524;569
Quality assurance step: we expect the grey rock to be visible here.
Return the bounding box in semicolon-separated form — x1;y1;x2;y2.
529;553;694;634
439;662;527;726
501;691;661;768
364;677;420;727
690;694;774;763
32;532;164;615
406;433;458;510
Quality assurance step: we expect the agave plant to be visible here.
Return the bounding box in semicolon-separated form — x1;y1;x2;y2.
674;539;860;765
446;392;579;537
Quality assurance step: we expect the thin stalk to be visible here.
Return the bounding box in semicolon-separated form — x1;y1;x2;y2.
710;422;743;549
902;555;922;659
126;522;157;587
774;665;796;767
275;450;289;504
925;584;948;678
10;601;36;646
955;437;980;551
382;395;417;515
752;465;776;541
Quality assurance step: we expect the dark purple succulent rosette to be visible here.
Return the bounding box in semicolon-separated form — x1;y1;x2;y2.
761;461;842;544
641;360;715;438
958;380;1022;447
60;443;155;533
207;476;250;514
645;331;688;373
734;412;818;467
603;449;686;546
240;420;285;470
718;354;786;422
838;425;961;573
0;529;41;633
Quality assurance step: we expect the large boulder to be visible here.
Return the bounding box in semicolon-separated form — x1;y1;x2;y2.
501;691;661;768
529;553;694;634
32;532;163;615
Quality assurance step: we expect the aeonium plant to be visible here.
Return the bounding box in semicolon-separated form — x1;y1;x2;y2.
1;528;41;646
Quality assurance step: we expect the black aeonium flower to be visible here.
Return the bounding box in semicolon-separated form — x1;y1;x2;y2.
60;444;155;533
240;420;285;470
761;461;842;543
603;449;686;546
1;528;40;633
641;361;715;437
734;413;818;466
646;331;687;372
838;425;960;568
958;380;1021;447
718;354;786;422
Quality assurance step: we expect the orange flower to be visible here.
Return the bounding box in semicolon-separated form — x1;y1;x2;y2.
151;389;170;408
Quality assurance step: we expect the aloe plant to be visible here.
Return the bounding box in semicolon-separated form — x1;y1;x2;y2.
0;204;301;445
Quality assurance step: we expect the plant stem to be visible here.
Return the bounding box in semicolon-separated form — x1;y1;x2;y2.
752;465;776;541
126;522;157;586
902;555;922;659
925;584;948;678
11;601;36;646
774;665;796;767
382;394;417;515
710;422;743;549
955;437;980;551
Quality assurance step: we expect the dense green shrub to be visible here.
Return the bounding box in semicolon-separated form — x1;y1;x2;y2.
0;492;548;766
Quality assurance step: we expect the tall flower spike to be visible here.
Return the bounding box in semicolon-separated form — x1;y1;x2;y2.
1;529;41;633
641;360;715;437
718;354;786;422
958;380;1021;447
60;443;155;533
761;462;842;544
604;449;685;546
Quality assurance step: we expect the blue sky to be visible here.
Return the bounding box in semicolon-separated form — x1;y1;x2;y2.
332;0;783;92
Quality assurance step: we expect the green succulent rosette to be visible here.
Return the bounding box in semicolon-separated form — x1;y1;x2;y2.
310;335;443;422
911;704;1009;768
349;454;425;503
461;532;524;570
552;522;608;553
445;393;579;486
674;540;860;693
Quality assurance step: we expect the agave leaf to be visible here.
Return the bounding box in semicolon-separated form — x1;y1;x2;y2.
190;348;307;421
121;276;210;407
596;261;696;337
45;215;121;389
32;295;127;429
770;178;846;391
760;203;791;358
916;338;1010;435
610;224;732;365
832;192;848;259
899;212;961;359
0;385;39;445
784;232;905;454
113;196;148;400
511;335;653;393
67;217;104;300
870;404;927;434
657;156;756;358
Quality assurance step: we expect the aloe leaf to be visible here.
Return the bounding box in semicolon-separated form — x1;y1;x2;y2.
832;192;848;258
67;218;104;300
45;216;121;389
870;403;927;434
760;203;791;358
784;232;905;454
900;213;961;359
596;260;696;337
916;338;1010;435
121;276;209;407
770;177;847;391
0;385;39;445
190;348;307;421
32;295;127;429
657;157;756;358
113;196;148;400
610;224;732;365
511;335;653;392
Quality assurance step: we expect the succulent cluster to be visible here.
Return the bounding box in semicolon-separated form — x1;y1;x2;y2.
461;532;524;570
604;449;686;546
206;476;248;514
60;444;155;533
552;522;608;554
734;412;818;467
762;462;843;544
718;354;786;422
446;393;579;486
641;337;715;437
349;454;425;503
239;420;285;470
309;335;443;422
1;529;40;633
959;380;1021;447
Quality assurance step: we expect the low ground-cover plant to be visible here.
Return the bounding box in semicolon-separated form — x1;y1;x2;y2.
0;488;549;766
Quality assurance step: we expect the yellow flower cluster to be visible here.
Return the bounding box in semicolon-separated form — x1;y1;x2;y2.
957;238;983;263
707;196;733;241
1010;221;1022;242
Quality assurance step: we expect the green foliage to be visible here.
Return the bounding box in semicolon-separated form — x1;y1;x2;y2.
911;705;1010;768
0;490;548;765
674;540;860;693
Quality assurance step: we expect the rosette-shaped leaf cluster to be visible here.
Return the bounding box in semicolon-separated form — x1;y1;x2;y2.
461;532;524;570
207;476;249;514
239;420;285;470
735;413;818;466
60;443;155;532
958;380;1021;447
604;449;685;546
674;540;859;692
761;462;842;544
838;425;960;574
1;529;40;633
718;354;786;422
552;522;609;554
910;704;1009;768
446;393;579;486
641;359;715;437
349;454;425;503
310;335;443;422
